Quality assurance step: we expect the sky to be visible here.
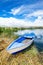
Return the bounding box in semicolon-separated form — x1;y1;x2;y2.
0;0;43;27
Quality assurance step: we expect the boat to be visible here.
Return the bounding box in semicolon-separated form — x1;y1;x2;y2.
6;33;35;54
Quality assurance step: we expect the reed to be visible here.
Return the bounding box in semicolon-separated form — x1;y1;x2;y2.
0;34;43;65
0;28;43;65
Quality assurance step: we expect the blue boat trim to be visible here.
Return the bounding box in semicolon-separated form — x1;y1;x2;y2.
6;33;35;54
23;33;35;39
6;37;26;50
12;42;33;54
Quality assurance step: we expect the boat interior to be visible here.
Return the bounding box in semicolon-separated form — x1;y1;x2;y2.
22;38;32;44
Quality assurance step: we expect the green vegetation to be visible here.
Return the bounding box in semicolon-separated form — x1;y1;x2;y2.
0;27;43;65
0;27;43;36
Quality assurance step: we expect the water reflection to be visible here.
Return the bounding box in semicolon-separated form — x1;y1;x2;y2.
14;29;43;36
14;29;43;52
34;35;43;52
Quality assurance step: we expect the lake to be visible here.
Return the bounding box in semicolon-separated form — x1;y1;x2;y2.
14;29;43;52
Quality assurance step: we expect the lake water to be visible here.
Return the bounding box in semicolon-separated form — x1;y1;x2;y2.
14;29;43;52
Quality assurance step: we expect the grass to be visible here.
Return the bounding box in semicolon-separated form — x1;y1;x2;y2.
0;33;43;65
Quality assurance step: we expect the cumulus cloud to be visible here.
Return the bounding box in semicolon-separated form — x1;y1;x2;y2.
9;1;43;25
9;1;43;17
0;0;43;27
25;10;43;22
32;16;43;26
0;17;29;27
27;10;43;17
0;16;43;27
10;6;23;15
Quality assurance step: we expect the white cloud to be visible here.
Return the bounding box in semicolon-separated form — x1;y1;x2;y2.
0;0;43;27
0;16;43;27
9;1;43;17
10;6;23;15
32;16;43;26
0;17;29;27
27;10;43;17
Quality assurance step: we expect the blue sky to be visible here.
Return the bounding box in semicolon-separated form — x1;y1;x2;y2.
0;0;43;27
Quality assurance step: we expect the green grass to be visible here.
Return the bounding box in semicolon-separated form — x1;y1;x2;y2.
0;27;43;65
0;34;43;65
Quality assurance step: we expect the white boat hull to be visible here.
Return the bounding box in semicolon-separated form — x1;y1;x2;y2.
7;39;33;54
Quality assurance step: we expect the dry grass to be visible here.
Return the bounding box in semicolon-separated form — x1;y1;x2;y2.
0;35;43;65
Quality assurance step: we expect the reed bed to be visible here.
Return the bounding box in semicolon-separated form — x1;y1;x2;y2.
0;34;43;65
